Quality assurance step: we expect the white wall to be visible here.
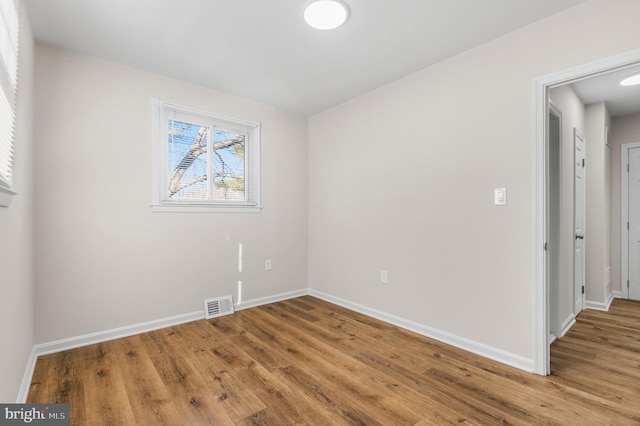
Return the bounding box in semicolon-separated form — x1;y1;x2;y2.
585;102;611;305
611;112;640;295
19;0;640;385
33;44;308;343
0;0;34;402
308;0;640;364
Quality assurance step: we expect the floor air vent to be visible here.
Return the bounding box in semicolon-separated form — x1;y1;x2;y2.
204;295;235;319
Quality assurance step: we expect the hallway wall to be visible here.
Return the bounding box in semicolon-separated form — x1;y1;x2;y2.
611;112;640;296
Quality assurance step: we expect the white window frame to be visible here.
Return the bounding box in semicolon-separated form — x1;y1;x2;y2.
0;0;20;207
151;98;261;213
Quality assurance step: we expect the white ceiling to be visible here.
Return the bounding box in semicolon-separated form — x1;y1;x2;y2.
570;64;640;117
26;0;591;116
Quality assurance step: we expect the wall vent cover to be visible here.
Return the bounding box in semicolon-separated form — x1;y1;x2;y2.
204;295;235;319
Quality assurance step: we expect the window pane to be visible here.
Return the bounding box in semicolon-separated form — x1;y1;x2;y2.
167;120;209;199
213;129;245;201
152;98;260;211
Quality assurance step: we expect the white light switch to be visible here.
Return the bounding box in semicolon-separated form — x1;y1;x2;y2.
494;188;507;206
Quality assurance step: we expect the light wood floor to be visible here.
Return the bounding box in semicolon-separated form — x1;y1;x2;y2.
28;296;640;425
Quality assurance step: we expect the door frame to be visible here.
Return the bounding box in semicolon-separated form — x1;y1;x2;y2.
547;102;562;340
533;49;640;375
573;128;586;315
621;142;640;300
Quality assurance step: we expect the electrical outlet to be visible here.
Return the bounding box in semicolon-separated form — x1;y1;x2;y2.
265;259;272;271
380;270;388;284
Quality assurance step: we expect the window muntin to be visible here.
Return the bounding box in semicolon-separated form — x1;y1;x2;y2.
152;99;261;212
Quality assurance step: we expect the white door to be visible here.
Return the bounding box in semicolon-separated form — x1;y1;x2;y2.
628;147;640;300
573;129;585;315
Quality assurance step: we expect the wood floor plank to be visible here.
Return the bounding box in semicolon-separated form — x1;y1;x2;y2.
109;335;189;425
231;354;327;424
27;349;87;424
27;353;57;404
171;321;268;423
247;305;369;374
79;342;137;426
138;328;233;425
27;296;640;425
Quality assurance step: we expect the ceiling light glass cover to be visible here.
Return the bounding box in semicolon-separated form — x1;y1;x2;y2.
620;73;640;86
304;0;349;30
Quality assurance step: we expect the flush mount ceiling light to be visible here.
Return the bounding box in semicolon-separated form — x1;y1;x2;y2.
620;73;640;86
304;0;349;30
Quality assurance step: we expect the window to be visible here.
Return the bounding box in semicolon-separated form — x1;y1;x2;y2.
0;0;19;207
151;99;261;212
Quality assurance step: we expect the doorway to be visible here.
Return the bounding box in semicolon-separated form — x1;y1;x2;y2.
535;50;640;376
621;143;640;301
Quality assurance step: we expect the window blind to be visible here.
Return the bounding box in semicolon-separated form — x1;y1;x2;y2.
153;99;261;212
0;0;19;191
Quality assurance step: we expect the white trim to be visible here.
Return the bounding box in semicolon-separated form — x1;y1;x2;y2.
151;204;262;213
30;290;308;354
621;142;640;299
547;101;563;340
150;97;262;212
17;288;309;401
235;289;308;311
16;347;37;403
533;77;548;375
534;48;640;376
153;99;261;129
585;292;614;312
559;314;576;338
33;310;205;357
613;290;623;299
19;310;204;403
20;267;624;403
309;289;534;373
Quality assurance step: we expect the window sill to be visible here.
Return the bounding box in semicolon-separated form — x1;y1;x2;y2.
0;183;16;207
151;203;262;213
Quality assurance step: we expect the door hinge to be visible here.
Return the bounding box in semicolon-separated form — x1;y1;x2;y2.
628;280;630;289
582;158;585;168
582;285;585;295
544;242;548;251
628;163;630;172
628;222;630;230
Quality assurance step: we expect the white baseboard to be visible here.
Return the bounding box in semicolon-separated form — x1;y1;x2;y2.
560;314;576;338
613;290;623;299
18;288;309;403
33;310;205;358
16;347;37;403
17;310;205;403
20;287;552;401
235;289;308;311
308;289;534;373
585;292;615;312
